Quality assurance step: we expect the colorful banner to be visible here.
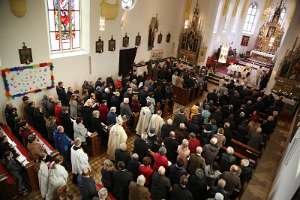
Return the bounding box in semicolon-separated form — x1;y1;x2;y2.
1;62;54;98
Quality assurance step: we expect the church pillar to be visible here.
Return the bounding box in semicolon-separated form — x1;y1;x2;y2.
266;0;300;93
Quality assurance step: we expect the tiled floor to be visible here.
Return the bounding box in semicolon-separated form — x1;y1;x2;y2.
24;85;215;200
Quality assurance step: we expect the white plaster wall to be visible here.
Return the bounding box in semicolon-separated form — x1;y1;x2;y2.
0;0;185;122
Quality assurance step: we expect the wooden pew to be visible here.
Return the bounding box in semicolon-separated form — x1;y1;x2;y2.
0;124;39;191
29;126;59;158
230;139;261;161
220;146;256;168
0;165;18;199
173;86;191;105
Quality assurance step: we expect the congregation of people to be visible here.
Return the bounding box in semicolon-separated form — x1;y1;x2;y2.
1;58;284;200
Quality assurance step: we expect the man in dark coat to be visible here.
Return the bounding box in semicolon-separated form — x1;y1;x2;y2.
221;165;241;196
112;161;133;200
151;166;171;200
187;168;208;200
133;135;149;162
127;153;140;180
77;168;98;200
115;143;131;166
160;119;175;139
173;109;188;128
168;158;187;185
170;175;193;200
202;137;219;165
56;81;68;106
187;146;206;175
163;131;179;164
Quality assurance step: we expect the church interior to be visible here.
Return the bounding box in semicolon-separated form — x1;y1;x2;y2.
0;0;300;199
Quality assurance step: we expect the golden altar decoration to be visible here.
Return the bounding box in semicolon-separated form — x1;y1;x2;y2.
254;1;284;55
273;37;300;100
177;0;202;64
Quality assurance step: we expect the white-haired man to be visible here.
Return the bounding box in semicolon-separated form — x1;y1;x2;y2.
187;146;206;174
151;166;171;200
128;175;151;200
203;137;219;165
107;115;128;160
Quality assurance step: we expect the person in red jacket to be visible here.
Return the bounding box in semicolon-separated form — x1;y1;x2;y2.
138;156;153;186
114;76;122;90
188;132;201;154
99;100;109;123
54;101;62;125
149;146;169;171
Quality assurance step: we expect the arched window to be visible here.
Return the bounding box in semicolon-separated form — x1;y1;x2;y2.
279;7;286;27
47;0;81;52
243;3;258;34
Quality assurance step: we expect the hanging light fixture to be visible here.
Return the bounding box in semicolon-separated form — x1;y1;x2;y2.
99;16;105;31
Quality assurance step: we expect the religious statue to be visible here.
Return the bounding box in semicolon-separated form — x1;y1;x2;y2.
148;15;159;50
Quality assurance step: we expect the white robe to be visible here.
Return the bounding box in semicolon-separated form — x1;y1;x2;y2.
38;161;49;198
46;163;68;200
147;114;165;136
136;106;152;136
70;146;91;175
107;124;128;160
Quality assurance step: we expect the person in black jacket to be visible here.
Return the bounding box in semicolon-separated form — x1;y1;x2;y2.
170;175;193;200
163;131;179;164
151;166;171;200
127;153;140;180
112;161;133;200
56;81;68;106
133;134;149;162
240;159;253;186
115;143;131;166
187;168;208;200
168;158;187;185
160;119;175;140
77;168;98;200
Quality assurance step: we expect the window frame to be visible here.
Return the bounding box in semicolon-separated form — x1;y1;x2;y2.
242;2;258;34
46;0;81;53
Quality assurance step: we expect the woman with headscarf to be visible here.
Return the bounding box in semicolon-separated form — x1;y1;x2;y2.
107;116;128;160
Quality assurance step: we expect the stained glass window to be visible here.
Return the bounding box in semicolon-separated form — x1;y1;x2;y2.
279;7;286;28
47;0;80;52
243;3;258;34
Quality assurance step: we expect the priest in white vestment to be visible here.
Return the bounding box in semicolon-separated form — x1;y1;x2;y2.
107;115;128;160
71;138;91;177
136;103;152;137
38;154;49;199
147;110;165;136
46;156;68;200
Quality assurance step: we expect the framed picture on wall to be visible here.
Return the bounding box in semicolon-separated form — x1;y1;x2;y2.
19;42;33;64
241;35;250;46
123;33;129;47
108;36;116;51
157;33;162;44
135;33;141;46
96;37;104;53
166;33;171;43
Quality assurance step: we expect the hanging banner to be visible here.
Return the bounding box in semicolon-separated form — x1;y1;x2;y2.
1;63;55;98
